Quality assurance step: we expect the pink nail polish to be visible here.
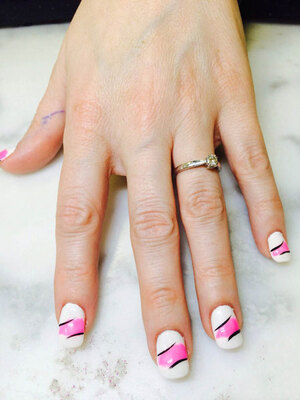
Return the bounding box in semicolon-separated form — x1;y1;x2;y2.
268;231;291;263
0;147;16;161
58;303;85;348
211;305;243;349
156;330;189;379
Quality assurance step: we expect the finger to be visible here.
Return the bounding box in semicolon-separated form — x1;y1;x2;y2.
173;117;243;350
218;79;290;263
55;94;110;348
0;41;66;174
124;142;192;379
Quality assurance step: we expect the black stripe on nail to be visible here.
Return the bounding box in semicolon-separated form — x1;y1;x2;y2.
59;319;74;327
270;241;284;252
279;251;290;255
157;342;176;357
169;358;188;369
228;330;240;341
67;332;84;339
214;316;231;331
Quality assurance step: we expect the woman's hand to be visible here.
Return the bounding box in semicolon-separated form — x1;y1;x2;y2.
0;0;290;379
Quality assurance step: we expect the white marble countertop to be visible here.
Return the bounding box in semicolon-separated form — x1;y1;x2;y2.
0;22;299;400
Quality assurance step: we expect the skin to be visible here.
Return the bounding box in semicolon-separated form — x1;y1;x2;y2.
1;0;287;366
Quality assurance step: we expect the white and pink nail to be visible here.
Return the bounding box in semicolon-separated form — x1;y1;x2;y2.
156;330;189;379
0;147;15;162
268;231;291;263
58;303;85;348
211;305;243;349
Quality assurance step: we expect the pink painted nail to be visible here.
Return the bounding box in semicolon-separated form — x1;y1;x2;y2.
268;231;291;263
0;147;16;162
211;305;243;349
156;330;189;379
58;303;85;348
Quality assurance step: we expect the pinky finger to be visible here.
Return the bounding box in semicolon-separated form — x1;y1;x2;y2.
219;103;290;264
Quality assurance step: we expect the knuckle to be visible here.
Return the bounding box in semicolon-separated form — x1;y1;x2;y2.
147;286;179;312
126;74;161;133
237;142;271;177
181;182;225;223
131;94;159;132
131;200;177;245
256;195;283;215
176;79;200;129
71;98;103;133
213;55;250;101
174;54;203;133
61;262;94;280
56;193;100;235
178;67;199;107
196;263;233;280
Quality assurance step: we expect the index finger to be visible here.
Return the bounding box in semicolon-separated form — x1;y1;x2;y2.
55;96;110;347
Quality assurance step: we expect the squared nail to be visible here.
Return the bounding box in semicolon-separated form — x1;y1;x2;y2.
58;303;85;348
268;231;291;263
0;147;16;161
156;330;189;379
211;305;243;349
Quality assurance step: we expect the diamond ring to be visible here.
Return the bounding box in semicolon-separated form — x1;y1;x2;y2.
174;154;221;176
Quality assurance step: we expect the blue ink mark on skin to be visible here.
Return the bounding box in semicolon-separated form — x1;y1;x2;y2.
41;110;65;126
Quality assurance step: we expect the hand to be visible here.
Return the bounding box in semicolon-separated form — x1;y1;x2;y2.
0;0;290;379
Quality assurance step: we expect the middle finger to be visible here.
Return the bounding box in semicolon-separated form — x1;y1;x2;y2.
123;138;192;379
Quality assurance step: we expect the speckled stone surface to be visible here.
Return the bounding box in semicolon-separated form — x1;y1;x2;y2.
0;23;299;400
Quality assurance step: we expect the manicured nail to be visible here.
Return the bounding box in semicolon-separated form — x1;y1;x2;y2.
58;303;85;348
156;330;189;379
268;231;291;263
211;305;243;349
0;147;16;162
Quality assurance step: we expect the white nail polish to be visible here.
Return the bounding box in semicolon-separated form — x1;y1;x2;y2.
58;303;85;348
156;330;189;379
0;146;16;161
268;231;291;263
211;305;243;350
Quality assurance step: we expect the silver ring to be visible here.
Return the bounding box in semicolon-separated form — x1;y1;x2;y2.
174;154;221;175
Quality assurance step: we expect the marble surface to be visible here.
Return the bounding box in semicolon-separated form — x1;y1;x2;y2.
0;22;300;400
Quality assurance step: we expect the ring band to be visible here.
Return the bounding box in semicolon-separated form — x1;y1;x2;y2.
174;154;221;175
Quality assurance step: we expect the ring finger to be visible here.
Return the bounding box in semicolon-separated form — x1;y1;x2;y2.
173;114;243;350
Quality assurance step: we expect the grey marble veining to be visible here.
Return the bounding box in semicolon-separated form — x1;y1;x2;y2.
0;23;299;400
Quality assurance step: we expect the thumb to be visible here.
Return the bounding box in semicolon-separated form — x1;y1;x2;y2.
0;40;67;174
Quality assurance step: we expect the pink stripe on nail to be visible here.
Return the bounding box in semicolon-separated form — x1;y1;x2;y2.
215;317;239;339
271;241;290;257
59;318;85;336
0;149;8;160
157;343;188;368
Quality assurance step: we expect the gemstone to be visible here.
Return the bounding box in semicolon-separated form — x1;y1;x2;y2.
206;154;218;169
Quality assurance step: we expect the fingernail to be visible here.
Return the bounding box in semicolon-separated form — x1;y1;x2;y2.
268;231;291;263
0;147;16;162
211;305;243;349
156;330;189;379
58;303;85;348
